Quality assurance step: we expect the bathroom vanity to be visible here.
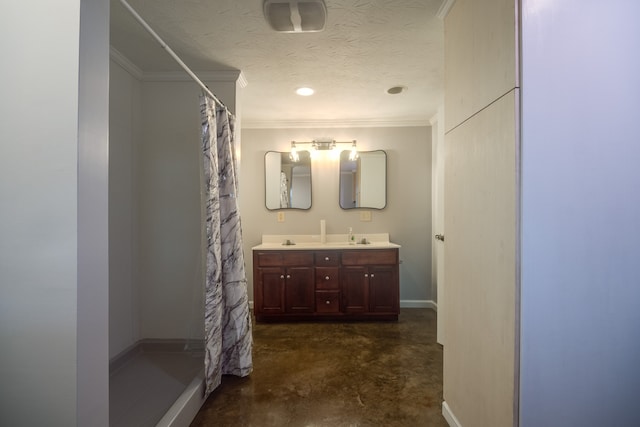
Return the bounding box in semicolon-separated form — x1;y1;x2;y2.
252;234;400;322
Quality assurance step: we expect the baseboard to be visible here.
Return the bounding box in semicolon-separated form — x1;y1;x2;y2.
442;401;462;427
400;299;437;310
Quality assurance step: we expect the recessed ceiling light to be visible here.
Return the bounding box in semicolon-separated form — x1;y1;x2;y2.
387;86;408;95
296;87;315;96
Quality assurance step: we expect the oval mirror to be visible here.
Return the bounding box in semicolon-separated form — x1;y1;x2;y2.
339;150;387;209
265;151;312;210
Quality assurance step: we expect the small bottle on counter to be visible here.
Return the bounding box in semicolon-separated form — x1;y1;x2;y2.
348;227;355;244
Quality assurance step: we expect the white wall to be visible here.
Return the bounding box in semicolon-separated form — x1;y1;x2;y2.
77;0;110;423
108;48;245;347
136;81;206;340
109;59;142;357
0;0;109;425
520;2;640;426
108;59;242;345
240;126;432;304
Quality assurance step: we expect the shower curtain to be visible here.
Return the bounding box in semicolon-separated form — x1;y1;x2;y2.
200;93;252;395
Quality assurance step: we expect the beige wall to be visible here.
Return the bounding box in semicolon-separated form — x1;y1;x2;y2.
240;126;433;304
442;0;519;425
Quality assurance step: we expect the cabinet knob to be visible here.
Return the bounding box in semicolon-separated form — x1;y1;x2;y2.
371;274;375;278
280;275;285;279
325;256;330;261
364;273;369;278
326;300;331;305
325;276;330;280
286;274;291;279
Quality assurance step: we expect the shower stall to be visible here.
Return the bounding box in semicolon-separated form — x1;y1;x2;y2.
109;3;251;424
108;56;210;425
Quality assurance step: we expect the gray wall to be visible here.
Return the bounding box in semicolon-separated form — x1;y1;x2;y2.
519;1;640;425
0;0;110;425
240;126;433;304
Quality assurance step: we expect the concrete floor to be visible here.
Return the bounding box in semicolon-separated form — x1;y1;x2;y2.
191;308;446;427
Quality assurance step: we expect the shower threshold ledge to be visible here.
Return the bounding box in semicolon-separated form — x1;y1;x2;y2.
109;339;205;427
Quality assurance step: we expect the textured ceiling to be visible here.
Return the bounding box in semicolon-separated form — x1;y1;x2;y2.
110;0;445;128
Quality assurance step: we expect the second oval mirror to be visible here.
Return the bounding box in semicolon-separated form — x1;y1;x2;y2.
339;150;387;209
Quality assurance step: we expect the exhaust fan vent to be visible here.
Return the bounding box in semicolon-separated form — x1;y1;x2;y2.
264;0;327;33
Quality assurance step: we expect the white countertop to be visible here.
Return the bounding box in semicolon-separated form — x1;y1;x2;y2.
252;233;401;250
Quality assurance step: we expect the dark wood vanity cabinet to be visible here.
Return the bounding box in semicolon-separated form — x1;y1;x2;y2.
254;251;314;315
341;249;399;315
253;248;399;321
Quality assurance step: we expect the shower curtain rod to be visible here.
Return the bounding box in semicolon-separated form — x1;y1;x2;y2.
118;0;229;113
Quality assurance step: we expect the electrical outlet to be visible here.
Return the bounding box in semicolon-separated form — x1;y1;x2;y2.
277;211;285;222
360;210;372;222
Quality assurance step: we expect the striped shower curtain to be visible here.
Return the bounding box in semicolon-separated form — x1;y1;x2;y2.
200;93;252;395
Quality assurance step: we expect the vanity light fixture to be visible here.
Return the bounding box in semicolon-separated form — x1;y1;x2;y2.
313;140;336;151
289;141;300;162
289;140;357;161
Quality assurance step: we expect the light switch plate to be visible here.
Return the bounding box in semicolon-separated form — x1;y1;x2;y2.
277;211;285;222
359;211;372;222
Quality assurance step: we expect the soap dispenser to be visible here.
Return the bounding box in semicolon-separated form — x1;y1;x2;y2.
348;227;355;244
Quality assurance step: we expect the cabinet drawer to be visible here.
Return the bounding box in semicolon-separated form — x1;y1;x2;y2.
341;249;397;266
315;251;340;266
315;267;340;290
256;251;314;267
315;291;341;313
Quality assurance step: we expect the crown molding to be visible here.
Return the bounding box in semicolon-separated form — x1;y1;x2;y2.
242;118;430;129
436;0;456;20
142;70;246;85
108;47;247;87
109;47;143;80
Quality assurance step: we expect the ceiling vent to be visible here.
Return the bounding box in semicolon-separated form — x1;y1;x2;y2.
263;0;327;33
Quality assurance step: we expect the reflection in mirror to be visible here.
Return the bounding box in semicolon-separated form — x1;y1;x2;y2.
265;151;312;210
339;150;387;209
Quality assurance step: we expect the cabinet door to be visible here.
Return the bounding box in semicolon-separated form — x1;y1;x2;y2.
256;267;285;314
342;266;368;313
369;265;399;313
284;266;314;313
